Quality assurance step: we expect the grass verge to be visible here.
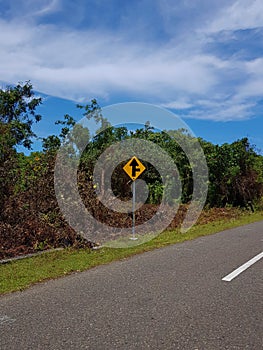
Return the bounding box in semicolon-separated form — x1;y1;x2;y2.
0;211;262;295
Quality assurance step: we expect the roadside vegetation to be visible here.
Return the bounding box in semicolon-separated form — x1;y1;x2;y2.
0;210;262;294
0;81;263;287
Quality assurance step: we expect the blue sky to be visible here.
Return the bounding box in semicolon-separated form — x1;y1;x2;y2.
0;0;263;154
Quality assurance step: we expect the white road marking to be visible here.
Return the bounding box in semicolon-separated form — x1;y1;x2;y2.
222;251;263;282
0;315;16;325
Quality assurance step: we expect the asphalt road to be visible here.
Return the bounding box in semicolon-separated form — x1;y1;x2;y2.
0;221;262;349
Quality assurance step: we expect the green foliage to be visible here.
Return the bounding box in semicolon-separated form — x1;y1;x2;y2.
0;82;42;219
13;152;49;193
78;119;263;207
200;137;263;207
1;81;263;260
42;135;61;153
0;81;42;150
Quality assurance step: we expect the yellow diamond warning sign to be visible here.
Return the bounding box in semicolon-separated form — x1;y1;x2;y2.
123;156;146;181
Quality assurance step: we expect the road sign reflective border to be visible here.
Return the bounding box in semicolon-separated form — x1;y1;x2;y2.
123;156;146;181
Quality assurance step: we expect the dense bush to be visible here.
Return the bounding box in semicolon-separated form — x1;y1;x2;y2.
1;82;262;258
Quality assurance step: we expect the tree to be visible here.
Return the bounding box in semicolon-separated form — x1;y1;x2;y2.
200;138;263;207
0;81;42;150
0;81;42;217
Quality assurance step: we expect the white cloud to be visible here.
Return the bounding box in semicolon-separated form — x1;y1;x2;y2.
246;58;263;73
161;100;193;110
233;58;263;99
33;0;60;16
181;98;256;121
0;19;223;101
4;0;60;20
205;0;263;33
0;0;262;123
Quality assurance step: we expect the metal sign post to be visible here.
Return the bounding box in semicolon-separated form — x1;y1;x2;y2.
123;156;146;240
131;180;137;240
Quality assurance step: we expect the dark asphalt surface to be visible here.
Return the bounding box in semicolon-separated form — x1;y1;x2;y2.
0;221;262;349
